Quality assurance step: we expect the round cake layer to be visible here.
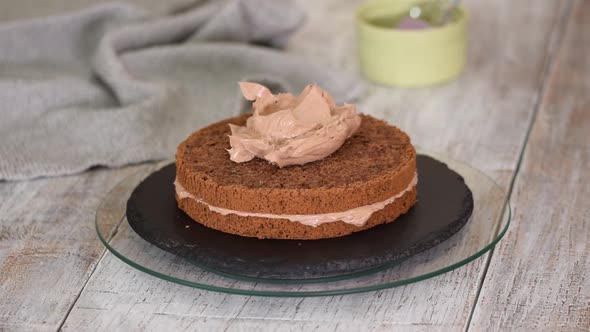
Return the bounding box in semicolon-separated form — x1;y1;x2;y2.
176;187;417;240
176;114;416;215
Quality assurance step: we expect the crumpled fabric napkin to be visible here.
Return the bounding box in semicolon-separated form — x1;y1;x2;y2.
0;0;363;181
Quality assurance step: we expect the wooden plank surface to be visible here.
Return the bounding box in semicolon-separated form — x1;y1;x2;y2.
0;165;150;331
56;0;569;331
469;0;590;330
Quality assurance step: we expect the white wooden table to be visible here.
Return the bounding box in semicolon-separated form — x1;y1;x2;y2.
1;0;589;331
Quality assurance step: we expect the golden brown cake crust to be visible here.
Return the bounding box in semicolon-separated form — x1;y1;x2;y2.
176;114;416;215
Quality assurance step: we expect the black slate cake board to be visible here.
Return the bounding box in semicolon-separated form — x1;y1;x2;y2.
126;155;474;280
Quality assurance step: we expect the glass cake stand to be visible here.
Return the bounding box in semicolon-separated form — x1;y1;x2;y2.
96;151;510;296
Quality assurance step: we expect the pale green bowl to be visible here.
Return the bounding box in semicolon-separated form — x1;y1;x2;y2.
356;0;468;87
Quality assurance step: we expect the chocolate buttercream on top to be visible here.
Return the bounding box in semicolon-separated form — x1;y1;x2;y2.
227;82;362;167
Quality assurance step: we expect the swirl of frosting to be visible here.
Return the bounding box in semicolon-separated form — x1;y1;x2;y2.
227;82;362;167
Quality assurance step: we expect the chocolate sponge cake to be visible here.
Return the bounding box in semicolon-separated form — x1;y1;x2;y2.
175;113;417;240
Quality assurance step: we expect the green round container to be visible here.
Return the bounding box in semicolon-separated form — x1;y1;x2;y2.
356;0;468;87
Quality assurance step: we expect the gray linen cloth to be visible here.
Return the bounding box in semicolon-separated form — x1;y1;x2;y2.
0;0;363;181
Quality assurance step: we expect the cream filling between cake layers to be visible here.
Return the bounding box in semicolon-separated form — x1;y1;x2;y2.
174;173;417;227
